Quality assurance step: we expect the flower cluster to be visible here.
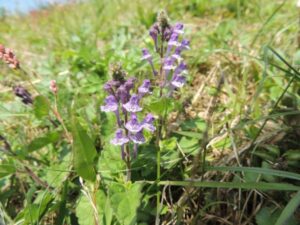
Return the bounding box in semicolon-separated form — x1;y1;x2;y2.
0;44;20;69
13;85;33;105
101;63;155;159
142;11;190;97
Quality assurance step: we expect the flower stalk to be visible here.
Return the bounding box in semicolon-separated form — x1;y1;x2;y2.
144;10;190;224
100;63;155;181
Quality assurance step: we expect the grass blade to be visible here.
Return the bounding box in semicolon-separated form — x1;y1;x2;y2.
143;181;300;191
206;166;300;181
275;191;300;225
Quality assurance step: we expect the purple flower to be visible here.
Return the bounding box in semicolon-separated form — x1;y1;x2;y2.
168;33;180;48
163;57;176;71
103;81;114;94
14;85;33;105
141;49;158;76
174;62;187;75
171;74;186;88
123;94;142;112
179;39;190;50
110;129;129;146
171;47;183;62
129;130;146;144
149;23;159;51
138;79;151;96
142;113;156;132
173;23;184;34
141;48;152;61
163;26;172;41
100;95;118;112
125;113;143;133
124;77;136;91
166;33;180;56
116;85;130;104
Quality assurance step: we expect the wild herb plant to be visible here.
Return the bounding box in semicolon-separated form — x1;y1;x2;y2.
100;11;189;184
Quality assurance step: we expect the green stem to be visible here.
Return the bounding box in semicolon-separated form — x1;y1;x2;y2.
156;30;165;224
124;112;131;182
126;144;131;181
155;116;162;225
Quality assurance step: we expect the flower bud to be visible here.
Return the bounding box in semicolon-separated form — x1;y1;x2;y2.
157;10;170;31
110;62;127;84
13;85;33;105
50;80;58;94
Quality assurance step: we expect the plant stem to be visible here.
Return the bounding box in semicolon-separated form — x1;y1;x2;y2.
92;176;100;225
125;144;131;181
156;31;165;225
124;112;131;181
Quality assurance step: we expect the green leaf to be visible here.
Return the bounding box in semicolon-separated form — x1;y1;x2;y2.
256;206;298;225
275;191;300;225
98;144;125;179
145;97;171;116
256;207;279;225
253;151;276;162
76;190;108;225
27;132;59;152
71;117;97;181
33;95;51;119
44;154;70;188
55;182;68;225
179;118;206;132
110;183;142;225
0;160;16;178
283;150;300;161
20;192;54;225
178;137;198;155
159;137;177;152
174;131;203;140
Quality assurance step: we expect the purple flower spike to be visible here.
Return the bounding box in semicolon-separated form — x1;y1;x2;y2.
100;95;118;112
138;79;151;96
123;94;142;112
129;130;146;144
125;113;143;133
171;74;186;88
111;129;129;146
116;85;130;104
142;49;158;76
173;23;184;34
142;113;156;132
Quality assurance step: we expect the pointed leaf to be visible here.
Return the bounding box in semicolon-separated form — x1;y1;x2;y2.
72;118;97;181
33;95;51;119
